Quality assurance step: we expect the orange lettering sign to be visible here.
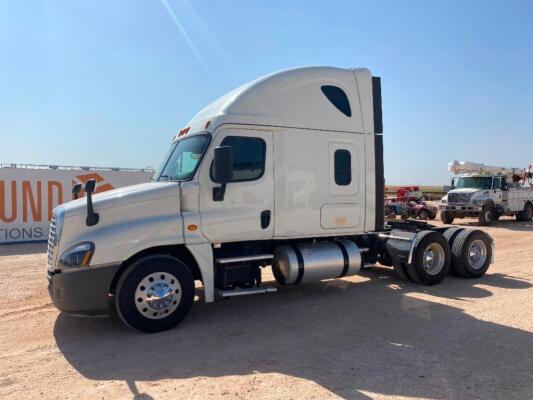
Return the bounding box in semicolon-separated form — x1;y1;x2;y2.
22;181;42;223
0;181;17;223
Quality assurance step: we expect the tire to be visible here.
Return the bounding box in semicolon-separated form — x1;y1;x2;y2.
451;229;492;278
478;205;494;226
428;210;437;220
516;202;533;222
393;262;411;282
418;210;429;220
443;227;464;244
440;211;455;224
115;255;195;333
405;231;451;285
443;227;466;275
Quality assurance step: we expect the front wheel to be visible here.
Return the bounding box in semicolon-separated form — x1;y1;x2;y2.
440;211;455;224
478;206;494;226
115;255;195;333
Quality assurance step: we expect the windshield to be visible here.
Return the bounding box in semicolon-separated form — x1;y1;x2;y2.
455;176;493;190
155;134;209;181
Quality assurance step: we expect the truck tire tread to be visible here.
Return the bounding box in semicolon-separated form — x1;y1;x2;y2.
451;229;492;278
393;262;410;281
516;202;533;222
115;255;195;333
440;211;454;224
443;227;465;275
404;231;436;284
478;206;494;226
405;231;451;285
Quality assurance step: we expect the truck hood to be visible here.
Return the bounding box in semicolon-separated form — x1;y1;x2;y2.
60;182;180;218
448;188;482;194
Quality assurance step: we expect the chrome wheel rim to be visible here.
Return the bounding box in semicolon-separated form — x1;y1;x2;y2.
422;243;446;275
135;272;181;319
468;239;487;270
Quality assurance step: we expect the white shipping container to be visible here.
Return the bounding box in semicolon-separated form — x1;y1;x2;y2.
0;165;153;243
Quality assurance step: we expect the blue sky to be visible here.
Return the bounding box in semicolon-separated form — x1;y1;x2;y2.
1;0;532;184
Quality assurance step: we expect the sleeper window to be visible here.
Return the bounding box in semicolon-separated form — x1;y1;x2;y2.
211;136;266;182
321;85;352;117
334;149;351;186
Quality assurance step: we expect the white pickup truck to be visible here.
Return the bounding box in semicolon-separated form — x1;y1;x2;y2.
47;67;493;332
440;160;533;226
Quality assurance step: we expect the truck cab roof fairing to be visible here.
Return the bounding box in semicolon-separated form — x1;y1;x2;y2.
188;67;375;134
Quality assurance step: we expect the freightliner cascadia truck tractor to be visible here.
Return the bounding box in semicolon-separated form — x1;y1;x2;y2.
47;67;494;332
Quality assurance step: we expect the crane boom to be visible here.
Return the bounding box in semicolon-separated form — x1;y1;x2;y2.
448;160;531;182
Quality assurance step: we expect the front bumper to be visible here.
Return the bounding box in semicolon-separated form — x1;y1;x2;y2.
439;203;482;213
47;263;120;316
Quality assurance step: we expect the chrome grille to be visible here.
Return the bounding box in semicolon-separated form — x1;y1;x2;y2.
47;215;57;270
448;193;471;203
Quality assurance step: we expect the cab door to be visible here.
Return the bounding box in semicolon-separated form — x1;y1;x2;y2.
198;127;274;242
320;136;366;231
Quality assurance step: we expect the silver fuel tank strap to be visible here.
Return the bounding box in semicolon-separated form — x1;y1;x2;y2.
335;241;350;278
289;244;305;284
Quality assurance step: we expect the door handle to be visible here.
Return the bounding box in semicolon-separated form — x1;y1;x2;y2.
260;210;271;229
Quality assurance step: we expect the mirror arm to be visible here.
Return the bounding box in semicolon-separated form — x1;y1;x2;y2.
86;190;99;226
84;179;100;226
213;183;227;202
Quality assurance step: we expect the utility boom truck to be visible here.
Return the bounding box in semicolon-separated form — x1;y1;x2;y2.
47;67;494;332
440;160;533;226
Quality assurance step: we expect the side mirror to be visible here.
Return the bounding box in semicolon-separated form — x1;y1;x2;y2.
213;146;233;184
84;179;99;226
85;179;97;194
72;183;82;199
213;146;233;201
450;178;455;190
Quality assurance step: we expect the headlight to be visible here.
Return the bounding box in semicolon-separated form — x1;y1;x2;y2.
58;242;95;268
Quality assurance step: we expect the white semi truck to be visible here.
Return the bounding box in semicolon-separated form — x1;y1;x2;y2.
440;160;533;226
47;67;494;332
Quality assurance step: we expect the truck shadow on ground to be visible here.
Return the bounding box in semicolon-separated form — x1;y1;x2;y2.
54;269;533;400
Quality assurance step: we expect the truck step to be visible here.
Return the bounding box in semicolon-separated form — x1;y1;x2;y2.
219;286;278;298
216;254;273;264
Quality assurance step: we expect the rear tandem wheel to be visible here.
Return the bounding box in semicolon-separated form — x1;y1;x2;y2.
450;229;493;278
391;231;451;285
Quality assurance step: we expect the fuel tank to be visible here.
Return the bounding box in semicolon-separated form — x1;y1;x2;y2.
272;239;361;284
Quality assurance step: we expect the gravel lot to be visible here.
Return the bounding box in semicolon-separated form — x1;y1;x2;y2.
1;219;532;400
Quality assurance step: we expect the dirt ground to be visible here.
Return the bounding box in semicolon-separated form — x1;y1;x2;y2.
1;218;533;400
